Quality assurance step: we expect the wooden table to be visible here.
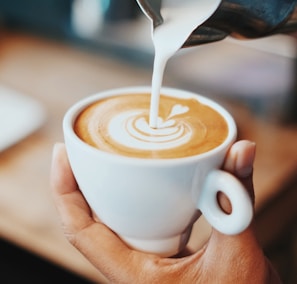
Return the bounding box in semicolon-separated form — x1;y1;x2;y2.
0;32;296;283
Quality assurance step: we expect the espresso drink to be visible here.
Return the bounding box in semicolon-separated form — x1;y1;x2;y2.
74;93;228;159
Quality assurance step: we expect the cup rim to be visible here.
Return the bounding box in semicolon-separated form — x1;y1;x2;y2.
63;86;237;165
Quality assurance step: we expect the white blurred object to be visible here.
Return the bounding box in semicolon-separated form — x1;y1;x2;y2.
0;86;46;152
71;0;104;38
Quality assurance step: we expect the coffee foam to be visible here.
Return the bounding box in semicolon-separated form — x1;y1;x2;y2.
74;93;228;159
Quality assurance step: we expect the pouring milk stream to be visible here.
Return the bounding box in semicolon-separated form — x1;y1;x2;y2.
142;0;221;128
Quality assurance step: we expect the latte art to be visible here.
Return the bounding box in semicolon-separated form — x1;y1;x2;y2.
108;108;204;151
74;93;228;159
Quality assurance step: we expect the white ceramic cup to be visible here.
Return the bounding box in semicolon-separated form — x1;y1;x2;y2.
63;86;253;257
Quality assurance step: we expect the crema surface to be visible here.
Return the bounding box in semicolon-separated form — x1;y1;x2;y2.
74;94;228;159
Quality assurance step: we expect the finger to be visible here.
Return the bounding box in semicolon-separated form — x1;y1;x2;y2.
50;143;94;236
217;140;256;214
223;140;256;200
50;143;79;196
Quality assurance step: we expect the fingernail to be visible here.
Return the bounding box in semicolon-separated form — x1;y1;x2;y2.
52;143;64;163
52;142;60;156
236;142;256;178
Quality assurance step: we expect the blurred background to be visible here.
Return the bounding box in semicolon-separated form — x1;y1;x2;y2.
0;0;296;283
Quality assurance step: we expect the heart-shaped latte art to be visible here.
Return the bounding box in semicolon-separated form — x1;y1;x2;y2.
168;104;189;119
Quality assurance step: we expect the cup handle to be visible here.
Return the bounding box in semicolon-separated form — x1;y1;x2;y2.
198;170;253;235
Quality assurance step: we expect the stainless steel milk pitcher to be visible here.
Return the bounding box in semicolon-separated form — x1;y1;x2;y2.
186;0;297;46
137;0;297;46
